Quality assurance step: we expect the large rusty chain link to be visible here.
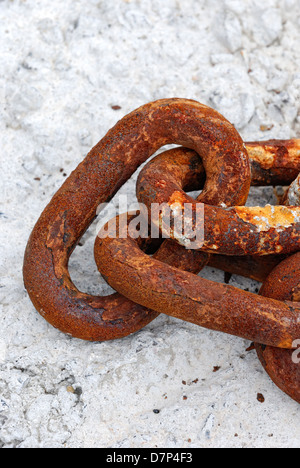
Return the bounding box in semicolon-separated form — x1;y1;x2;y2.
23;98;300;403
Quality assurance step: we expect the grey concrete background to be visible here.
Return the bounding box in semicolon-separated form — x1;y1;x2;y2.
0;0;300;448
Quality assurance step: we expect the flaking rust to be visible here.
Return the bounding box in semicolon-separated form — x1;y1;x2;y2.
254;173;300;404
201;204;300;255
145;145;299;401
23;98;250;341
246;139;300;169
23;96;300;403
94;214;300;349
255;252;300;404
136;143;300;282
95;136;300;350
247;139;300;186
137;147;300;256
234;205;300;231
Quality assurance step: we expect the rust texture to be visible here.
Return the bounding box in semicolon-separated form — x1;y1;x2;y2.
208;253;287;283
23;98;250;341
137;141;300;198
255;253;300;404
254;173;300;404
23;97;300;403
202;204;300;255
247;139;300;186
94;214;300;349
136;146;296;282
137;146;300;255
140;237;285;283
94;135;300;349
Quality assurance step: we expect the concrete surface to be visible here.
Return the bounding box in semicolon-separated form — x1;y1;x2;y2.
0;0;300;448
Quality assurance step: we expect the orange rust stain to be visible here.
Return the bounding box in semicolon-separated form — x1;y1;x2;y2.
234;205;300;231
246;146;275;169
156;180;167;189
246;139;300;169
278;337;294;349
168;190;190;209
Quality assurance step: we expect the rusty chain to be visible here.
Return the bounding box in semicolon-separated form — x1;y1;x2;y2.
23;98;300;403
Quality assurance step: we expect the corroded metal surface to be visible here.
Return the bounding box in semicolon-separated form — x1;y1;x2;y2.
23;96;300;403
137;141;300;201
247;139;300;186
94;138;300;350
208;253;287;283
202;204;300;255
254;175;300;404
137;147;300;255
136;146;297;282
23;98;250;341
142;149;300;405
94;214;300;349
255;253;300;404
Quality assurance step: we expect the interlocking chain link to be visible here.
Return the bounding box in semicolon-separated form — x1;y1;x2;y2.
23;99;300;403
